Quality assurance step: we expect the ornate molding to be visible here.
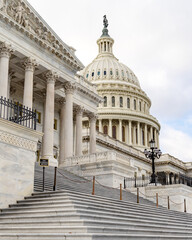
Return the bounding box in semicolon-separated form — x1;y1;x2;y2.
64;82;76;94
0;0;83;71
74;105;84;116
0;131;36;151
23;57;38;72
0;42;14;58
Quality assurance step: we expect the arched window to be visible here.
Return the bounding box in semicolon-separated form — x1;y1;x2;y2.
121;70;124;77
142;130;144;145
116;70;118;76
112;126;116;139
120;97;123;107
139;101;141;111
86;73;89;78
92;72;94;77
112;96;115;107
134;99;137;110
110;69;113;75
103;125;108;135
104;70;107;75
127;98;130;108
122;126;125;142
97;70;100;76
104;96;107;107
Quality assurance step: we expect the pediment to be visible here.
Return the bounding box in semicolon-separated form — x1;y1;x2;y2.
0;0;84;71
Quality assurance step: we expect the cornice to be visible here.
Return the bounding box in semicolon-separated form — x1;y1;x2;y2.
0;0;84;71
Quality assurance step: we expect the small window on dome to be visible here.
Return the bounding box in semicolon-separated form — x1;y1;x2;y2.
97;71;100;76
104;96;107;107
112;96;115;107
127;98;130;108
92;72;94;77
139;101;142;111
104;70;107;76
86;73;89;78
116;70;118;76
122;71;124;76
120;97;123;107
126;71;129;78
134;99;137;110
110;70;113;75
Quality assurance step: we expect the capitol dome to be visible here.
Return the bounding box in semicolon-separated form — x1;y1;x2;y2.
80;16;160;151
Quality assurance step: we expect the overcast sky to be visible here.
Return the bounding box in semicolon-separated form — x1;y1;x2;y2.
28;0;192;162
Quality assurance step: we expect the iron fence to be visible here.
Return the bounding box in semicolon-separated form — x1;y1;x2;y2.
0;96;36;130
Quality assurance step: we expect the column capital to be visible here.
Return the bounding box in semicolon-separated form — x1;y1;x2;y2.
23;57;38;72
88;113;98;122
0;42;14;58
64;82;76;94
45;70;59;84
74;105;84;116
55;97;65;106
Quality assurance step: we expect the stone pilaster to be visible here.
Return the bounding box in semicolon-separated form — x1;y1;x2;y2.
144;124;148;147
42;71;58;164
137;122;140;145
109;119;112;137
128;120;132;145
0;42;14;99
23;57;37;109
75;106;84;156
89;113;97;154
63;82;75;158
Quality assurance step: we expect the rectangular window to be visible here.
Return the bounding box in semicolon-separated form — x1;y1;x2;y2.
54;119;57;130
36;111;41;124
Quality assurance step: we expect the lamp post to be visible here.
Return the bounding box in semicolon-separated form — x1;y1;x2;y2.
144;139;162;184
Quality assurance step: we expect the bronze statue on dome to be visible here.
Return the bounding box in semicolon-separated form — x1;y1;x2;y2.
103;15;108;28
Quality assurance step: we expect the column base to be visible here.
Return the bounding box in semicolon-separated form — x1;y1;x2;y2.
42;156;58;167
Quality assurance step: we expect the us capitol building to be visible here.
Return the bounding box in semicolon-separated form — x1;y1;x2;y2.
0;0;192;213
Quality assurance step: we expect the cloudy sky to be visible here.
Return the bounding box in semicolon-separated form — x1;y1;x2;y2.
28;0;192;162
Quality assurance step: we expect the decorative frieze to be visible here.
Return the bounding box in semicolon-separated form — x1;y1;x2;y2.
0;0;82;70
0;131;36;151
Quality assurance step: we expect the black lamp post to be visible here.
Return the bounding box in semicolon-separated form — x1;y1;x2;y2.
144;139;162;184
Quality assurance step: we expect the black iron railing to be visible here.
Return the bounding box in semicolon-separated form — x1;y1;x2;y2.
124;173;192;189
0;96;36;130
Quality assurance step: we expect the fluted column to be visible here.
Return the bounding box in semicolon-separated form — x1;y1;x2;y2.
133;125;136;145
119;119;122;141
154;129;157;147
99;119;102;132
144;124;148;147
75;106;84;156
128;120;132;145
64;83;75;158
0;42;13;98
42;71;58;159
137;122;140;145
59;99;66;165
23;58;37;109
108;119;112;137
89;113;97;154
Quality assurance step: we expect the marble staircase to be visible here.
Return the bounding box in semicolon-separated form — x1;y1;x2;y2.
0;164;192;239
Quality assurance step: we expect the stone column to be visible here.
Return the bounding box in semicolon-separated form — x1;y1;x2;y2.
154;129;157;147
99;119;102;132
150;126;153;140
144;124;148;147
133;125;136;145
108;119;112;137
0;42;13;99
157;131;160;148
64;83;75;159
42;71;58;162
59;100;65;165
128;120;132;145
125;123;128;144
137;122;140;145
119;119;122;141
89;113;97;154
23;58;37;109
75;106;84;156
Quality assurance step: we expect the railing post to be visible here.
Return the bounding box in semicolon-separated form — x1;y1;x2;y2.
184;199;187;213
137;188;139;204
167;196;170;210
156;193;158;207
92;176;95;195
53;167;57;191
120;184;122;200
42;166;45;192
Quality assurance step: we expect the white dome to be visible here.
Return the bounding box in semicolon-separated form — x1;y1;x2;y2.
80;34;140;88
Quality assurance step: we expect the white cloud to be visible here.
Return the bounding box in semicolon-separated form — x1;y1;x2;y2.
160;124;192;162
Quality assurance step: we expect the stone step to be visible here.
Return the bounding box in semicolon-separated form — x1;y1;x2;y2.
5;200;190;224
0;233;191;240
0;225;192;235
0;219;191;232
